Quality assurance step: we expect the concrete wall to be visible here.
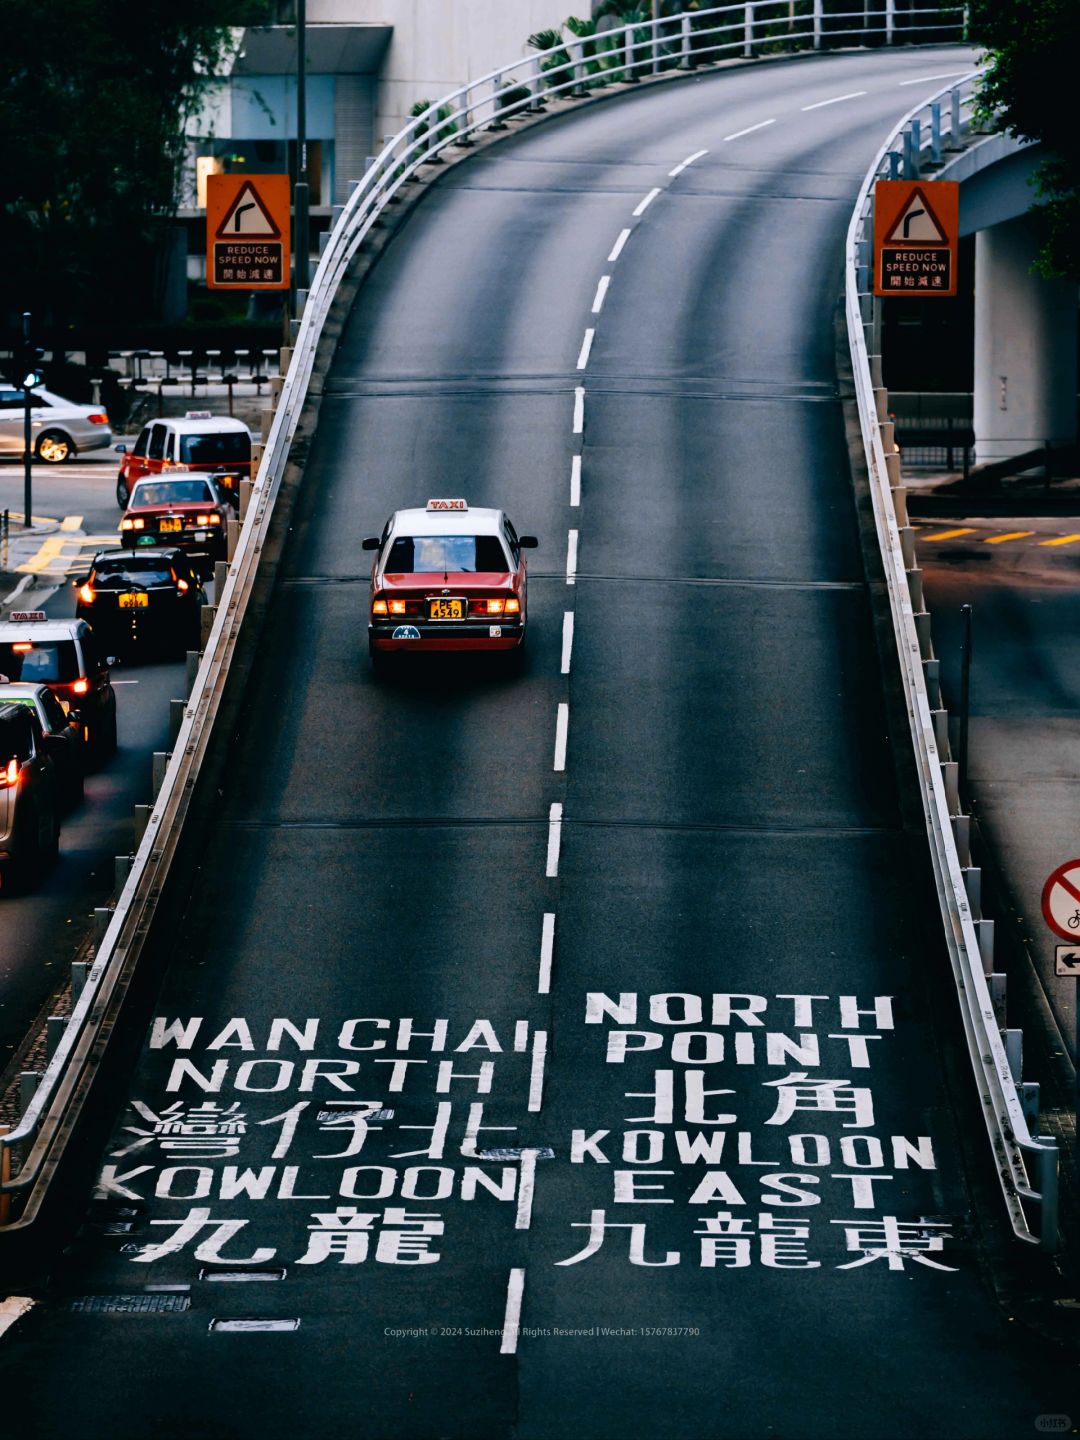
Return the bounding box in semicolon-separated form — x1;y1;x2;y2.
312;0;565;141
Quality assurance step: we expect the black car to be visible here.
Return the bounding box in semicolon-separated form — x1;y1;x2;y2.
0;702;59;891
0;614;117;765
74;549;207;658
0;683;84;810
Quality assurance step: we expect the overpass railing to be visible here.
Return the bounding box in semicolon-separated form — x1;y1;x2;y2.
1;4;968;1226
845;74;1060;1249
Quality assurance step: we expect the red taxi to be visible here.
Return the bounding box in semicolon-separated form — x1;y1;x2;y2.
115;414;251;509
120;476;230;573
363;500;538;668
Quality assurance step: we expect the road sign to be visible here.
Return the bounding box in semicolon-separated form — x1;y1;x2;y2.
873;179;959;298
1055;946;1080;978
206;174;290;291
1041;859;1080;941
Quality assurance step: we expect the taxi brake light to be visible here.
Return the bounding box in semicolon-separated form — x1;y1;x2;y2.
388;599;407;616
372;599;388;616
12;642;32;653
196;514;213;525
0;758;18;788
176;577;189;593
78;583;94;604
504;597;520;615
484;598;505;616
72;678;89;695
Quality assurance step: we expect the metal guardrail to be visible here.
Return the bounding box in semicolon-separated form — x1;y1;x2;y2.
845;75;1060;1249
0;4;968;1226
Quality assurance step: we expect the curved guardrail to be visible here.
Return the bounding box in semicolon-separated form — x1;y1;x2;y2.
844;75;1060;1249
1;3;968;1226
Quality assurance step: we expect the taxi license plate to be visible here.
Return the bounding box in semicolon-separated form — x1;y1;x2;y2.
118;593;149;609
159;517;182;533
428;598;465;621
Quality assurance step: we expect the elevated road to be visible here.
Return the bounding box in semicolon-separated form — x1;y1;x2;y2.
2;46;1072;1439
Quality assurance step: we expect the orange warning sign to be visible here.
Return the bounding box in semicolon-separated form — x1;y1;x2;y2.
206;174;291;291
873;179;959;298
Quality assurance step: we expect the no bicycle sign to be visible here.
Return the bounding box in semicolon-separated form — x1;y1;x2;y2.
1040;859;1080;942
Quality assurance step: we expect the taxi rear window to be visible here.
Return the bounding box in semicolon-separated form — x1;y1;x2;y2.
93;559;176;587
0;641;81;683
0;709;34;761
180;433;250;465
386;535;509;572
132;480;215;507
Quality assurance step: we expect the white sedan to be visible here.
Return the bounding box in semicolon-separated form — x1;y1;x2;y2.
0;386;113;463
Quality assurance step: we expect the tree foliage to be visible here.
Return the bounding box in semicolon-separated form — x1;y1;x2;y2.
968;0;1080;278
0;0;271;334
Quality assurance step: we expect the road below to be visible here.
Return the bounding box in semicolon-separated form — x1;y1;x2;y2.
1;47;1074;1440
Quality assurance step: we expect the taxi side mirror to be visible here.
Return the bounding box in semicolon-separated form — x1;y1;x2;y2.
519;535;538;549
114;443;127;454
361;537;380;551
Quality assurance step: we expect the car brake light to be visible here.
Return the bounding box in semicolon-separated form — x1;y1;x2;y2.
388;599;407;616
0;758;18;787
504;597;520;615
176;577;189;593
87;413;109;425
12;642;31;653
78;583;94;604
483;598;505;615
196;514;212;525
120;517;145;531
72;678;89;695
372;598;388;616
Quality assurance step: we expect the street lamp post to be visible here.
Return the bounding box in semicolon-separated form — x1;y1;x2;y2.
294;0;309;301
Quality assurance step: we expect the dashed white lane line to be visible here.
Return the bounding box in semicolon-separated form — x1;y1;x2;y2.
501;1269;525;1354
528;1030;548;1113
723;118;776;141
608;228;631;263
554;702;569;772
0;1297;34;1340
572;387;585;434
576;329;595;370
801;90;866;111
569;455;581;507
515;1149;538;1230
632;187;662;217
591;276;611;314
899;70;970;85
546;803;563;877
539;912;556;995
566;529;578;585
560;611;574;673
668;147;709;176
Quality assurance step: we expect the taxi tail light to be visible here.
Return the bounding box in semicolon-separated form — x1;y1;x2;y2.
12;642;32;653
388;599;407;616
372;598;388;616
0;758;19;788
195;514;222;526
176;577;189;593
77;583;95;604
120;518;145;531
504;597;520;615
72;678;89;696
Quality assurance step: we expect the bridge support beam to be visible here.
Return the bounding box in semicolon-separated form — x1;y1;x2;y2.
973;213;1078;463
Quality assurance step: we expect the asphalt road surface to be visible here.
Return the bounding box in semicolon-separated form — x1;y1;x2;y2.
0;452;182;1073
2;47;1074;1440
919;515;1080;1056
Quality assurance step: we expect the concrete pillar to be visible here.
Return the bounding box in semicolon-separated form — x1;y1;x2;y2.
973;213;1078;462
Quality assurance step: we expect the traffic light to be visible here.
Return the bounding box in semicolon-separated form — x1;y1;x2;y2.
17;344;44;390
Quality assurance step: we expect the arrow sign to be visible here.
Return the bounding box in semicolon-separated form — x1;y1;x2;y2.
1055;946;1080;978
215;180;282;240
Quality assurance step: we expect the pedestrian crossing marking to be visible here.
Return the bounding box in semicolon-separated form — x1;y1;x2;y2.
59;515;84;532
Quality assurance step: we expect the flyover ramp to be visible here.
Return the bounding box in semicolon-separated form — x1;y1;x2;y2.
0;46;1070;1440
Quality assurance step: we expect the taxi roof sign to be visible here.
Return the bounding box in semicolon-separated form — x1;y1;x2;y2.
427;498;469;511
9;612;46;622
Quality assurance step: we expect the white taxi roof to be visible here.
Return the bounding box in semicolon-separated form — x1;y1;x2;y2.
390;506;504;537
0;618;86;643
166;416;250;436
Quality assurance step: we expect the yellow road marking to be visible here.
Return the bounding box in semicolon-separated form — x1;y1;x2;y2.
1040;533;1080;547
59;514;84;532
17;536;72;574
79;534;123;547
3;512;57;527
984;531;1034;544
922;527;976;540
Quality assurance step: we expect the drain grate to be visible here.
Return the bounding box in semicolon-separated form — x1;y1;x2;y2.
70;1294;190;1315
208;1317;299;1333
199;1268;287;1283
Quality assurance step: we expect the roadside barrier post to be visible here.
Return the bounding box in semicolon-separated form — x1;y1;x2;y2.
958;604;972;799
46;1016;66;1061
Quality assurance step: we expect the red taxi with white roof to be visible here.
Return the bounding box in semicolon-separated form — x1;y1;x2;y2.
363;500;538;667
120;476;230;573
